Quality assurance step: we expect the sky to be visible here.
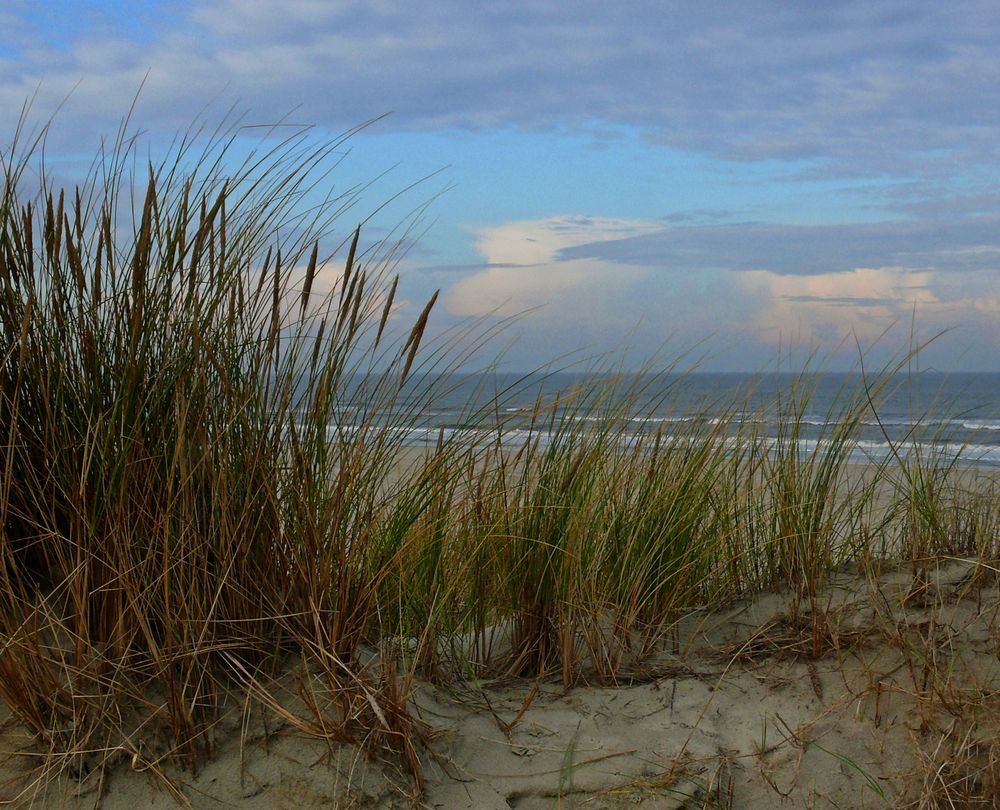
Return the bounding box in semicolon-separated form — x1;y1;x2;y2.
2;1;1000;371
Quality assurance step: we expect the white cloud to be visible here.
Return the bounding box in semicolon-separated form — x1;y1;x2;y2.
474;215;661;266
440;215;1000;369
973;296;1000;314
445;215;659;318
738;266;939;344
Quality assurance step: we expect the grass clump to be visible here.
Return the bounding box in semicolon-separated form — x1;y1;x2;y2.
0;112;448;793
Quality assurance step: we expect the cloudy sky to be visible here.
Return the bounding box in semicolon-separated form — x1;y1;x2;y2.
3;1;1000;370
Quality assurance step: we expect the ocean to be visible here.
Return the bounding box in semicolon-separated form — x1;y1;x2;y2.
340;371;1000;469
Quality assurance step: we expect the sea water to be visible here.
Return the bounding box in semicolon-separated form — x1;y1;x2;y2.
331;371;1000;469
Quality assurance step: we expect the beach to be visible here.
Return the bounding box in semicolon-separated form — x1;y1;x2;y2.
3;406;999;808
3;441;1000;808
3;553;998;808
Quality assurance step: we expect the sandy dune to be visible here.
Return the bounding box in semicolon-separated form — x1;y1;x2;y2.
2;558;998;808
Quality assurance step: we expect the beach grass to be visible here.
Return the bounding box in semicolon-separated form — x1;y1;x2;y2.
2;115;999;806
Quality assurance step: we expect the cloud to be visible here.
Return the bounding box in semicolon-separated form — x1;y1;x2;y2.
738;266;938;344
437;212;1000;369
972;296;1000;314
444;215;659;318
559;217;1000;276
5;3;1000;369
3;1;1000;177
473;216;662;267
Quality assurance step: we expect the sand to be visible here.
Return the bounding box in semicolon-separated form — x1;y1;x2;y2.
2;558;998;808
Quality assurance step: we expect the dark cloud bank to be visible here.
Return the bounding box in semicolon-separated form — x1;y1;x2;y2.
559;216;1000;276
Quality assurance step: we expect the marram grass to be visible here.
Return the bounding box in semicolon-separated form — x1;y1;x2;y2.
1;115;998;801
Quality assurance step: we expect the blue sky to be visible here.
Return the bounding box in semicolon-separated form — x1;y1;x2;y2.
3;1;1000;370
